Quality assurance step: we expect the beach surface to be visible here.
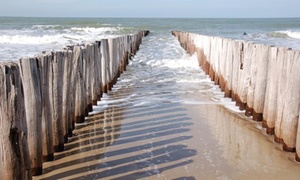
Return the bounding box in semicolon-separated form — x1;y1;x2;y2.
33;83;300;180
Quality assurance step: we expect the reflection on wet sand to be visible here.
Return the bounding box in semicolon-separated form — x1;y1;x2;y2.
33;102;300;179
36;107;123;179
190;104;300;179
33;100;199;180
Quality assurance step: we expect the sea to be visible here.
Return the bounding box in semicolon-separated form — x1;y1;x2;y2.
2;17;300;179
0;17;300;61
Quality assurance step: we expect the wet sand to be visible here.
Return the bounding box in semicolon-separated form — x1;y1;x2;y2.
33;88;300;180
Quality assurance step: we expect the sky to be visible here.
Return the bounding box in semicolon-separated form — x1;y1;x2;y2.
0;0;299;18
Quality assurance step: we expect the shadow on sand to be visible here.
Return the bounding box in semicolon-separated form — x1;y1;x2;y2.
36;100;196;179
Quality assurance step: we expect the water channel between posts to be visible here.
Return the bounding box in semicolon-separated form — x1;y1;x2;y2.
33;32;300;180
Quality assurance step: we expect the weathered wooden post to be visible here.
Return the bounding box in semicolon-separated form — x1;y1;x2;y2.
131;34;137;56
72;46;87;123
126;36;132;61
83;44;93;113
252;44;270;121
263;46;278;132
203;36;212;75
208;37;216;81
19;57;43;175
246;44;258;116
296;111;300;162
62;45;76;136
224;39;234;98
101;39;111;93
50;51;65;152
61;50;73;141
238;42;253;111
235;42;245;108
0;62;32;180
120;36;127;72
116;37;122;80
231;41;243;102
219;38;227;92
94;41;102;101
211;37;220;85
108;38;116;87
274;48;289;143
36;54;54;162
281;50;300;152
217;38;224;86
88;42;98;105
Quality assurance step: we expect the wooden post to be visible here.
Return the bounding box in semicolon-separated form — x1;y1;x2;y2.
126;36;132;61
94;41;102;101
36;54;54;162
252;44;270;121
89;43;97;106
0;62;32;180
274;48;289;143
61;50;73;142
211;37;220;85
62;45;76;136
246;44;258;117
19;57;43;176
84;44;93;112
72;46;86;123
263;46;278;132
120;36;126;72
50;51;65;152
239;42;253;111
263;47;281;135
296;111;300;162
120;36;127;72
219;38;227;92
224;39;233;98
281;50;300;152
208;37;216;81
204;36;212;75
116;37;122;80
101;39;111;93
231;41;243;102
217;38;224;86
235;41;245;108
108;38;116;88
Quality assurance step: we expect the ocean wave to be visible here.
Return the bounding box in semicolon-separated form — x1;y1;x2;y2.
277;30;300;39
32;25;62;29
70;27;121;34
0;26;123;45
266;31;289;38
0;34;68;44
0;34;104;45
31;24;123;34
249;30;300;40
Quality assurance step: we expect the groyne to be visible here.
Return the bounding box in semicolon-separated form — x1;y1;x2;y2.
0;30;149;180
172;31;300;161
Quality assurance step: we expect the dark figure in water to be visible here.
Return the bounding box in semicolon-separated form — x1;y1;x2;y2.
243;32;247;35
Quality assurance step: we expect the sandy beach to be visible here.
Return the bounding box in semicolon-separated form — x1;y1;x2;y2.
33;75;300;179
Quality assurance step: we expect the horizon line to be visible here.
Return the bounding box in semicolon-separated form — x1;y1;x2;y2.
1;15;299;19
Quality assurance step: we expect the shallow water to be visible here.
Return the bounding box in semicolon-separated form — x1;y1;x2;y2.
33;31;300;180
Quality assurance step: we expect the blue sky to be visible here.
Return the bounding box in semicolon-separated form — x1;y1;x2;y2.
0;0;299;18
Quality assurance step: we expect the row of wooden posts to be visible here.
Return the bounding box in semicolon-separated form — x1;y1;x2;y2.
0;30;149;180
172;31;300;162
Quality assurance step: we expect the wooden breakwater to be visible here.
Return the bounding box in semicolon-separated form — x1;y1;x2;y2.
0;30;149;180
172;31;300;162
